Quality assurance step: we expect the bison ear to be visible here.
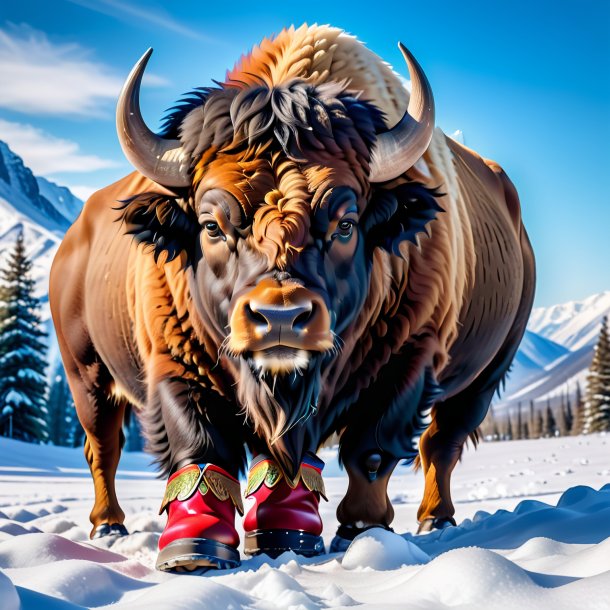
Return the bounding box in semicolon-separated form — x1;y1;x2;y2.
116;193;200;265
363;183;443;257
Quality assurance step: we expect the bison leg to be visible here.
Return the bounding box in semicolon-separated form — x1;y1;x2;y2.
416;410;471;529
332;358;436;549
337;454;399;526
417;228;535;531
143;377;247;476
335;411;401;534
144;378;246;571
332;424;400;552
63;358;128;539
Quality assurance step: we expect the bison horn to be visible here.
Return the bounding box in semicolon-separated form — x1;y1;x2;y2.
369;43;435;183
116;49;190;188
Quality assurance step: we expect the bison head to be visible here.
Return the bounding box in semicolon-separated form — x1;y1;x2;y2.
117;44;439;478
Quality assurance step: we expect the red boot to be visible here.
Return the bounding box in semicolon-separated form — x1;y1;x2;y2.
156;463;243;571
243;453;326;558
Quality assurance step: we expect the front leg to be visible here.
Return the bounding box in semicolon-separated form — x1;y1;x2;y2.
142;376;247;572
332;365;440;549
144;376;246;476
337;424;399;528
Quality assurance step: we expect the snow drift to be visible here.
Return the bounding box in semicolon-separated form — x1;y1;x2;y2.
1;435;610;609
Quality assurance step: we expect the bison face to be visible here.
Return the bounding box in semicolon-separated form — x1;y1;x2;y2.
116;44;438;476
188;155;377;474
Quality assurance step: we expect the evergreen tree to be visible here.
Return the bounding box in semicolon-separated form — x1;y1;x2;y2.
535;409;544;439
572;381;584;435
0;230;48;442
489;407;500;441
516;402;523;440
47;363;79;446
565;387;574;436
522;421;530;440
505;414;513;440
557;400;569;437
583;316;610;433
529;401;542;438
543;399;557;437
529;400;538;437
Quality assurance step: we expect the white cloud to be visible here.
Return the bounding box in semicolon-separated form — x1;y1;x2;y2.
65;185;99;201
0;119;120;175
0;24;168;117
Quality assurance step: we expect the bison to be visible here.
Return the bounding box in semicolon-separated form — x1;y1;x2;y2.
50;24;535;570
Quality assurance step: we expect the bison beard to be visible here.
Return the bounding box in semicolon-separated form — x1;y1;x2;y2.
236;354;324;480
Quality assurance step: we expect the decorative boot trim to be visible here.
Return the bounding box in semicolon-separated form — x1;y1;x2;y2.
245;454;327;501
159;463;244;515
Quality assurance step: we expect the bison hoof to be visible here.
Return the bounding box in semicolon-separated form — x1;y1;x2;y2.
416;516;456;534
93;523;129;538
330;524;393;553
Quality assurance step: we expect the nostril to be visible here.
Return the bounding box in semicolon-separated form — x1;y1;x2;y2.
292;303;315;331
245;303;269;327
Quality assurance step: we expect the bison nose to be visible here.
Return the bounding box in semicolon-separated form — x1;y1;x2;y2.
246;301;314;334
228;281;333;353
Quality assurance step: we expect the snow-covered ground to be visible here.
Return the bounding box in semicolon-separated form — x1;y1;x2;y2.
1;435;610;609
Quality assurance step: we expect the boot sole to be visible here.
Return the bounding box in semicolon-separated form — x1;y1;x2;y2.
156;538;240;572
244;529;325;558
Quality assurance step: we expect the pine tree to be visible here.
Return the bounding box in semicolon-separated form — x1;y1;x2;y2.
516;402;523;440
544;399;557;437
47;363;79;446
505;414;513;440
522;421;530;440
535;409;544;439
583;316;610;433
572;381;584;435
565;387;574;436
0;230;48;442
557;400;569;437
530;400;542;438
489;407;500;441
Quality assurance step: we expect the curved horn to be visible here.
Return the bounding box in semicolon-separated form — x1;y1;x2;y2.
116;49;190;188
369;43;435;183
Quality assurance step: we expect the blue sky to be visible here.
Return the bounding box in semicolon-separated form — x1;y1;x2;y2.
0;0;608;307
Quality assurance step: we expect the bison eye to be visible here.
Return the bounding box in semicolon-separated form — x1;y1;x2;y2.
204;221;222;238
336;220;355;240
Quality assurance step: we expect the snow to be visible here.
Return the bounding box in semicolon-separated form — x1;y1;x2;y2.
495;292;610;410
3;389;33;407
341;527;429;570
0;436;609;608
529;292;610;351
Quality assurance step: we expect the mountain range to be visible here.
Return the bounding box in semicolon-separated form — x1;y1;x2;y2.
494;292;610;410
0;140;82;309
0;139;607;405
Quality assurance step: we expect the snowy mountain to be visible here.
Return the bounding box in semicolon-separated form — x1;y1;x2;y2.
0;140;83;303
529;291;610;351
496;292;610;410
35;176;83;225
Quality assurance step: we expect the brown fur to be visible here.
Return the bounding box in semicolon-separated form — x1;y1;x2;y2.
49;25;535;534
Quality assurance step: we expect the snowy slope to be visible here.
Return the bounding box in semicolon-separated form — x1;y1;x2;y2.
0;436;610;609
36;176;83;224
496;293;610;409
529;291;610;351
504;330;570;392
0;141;83;302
